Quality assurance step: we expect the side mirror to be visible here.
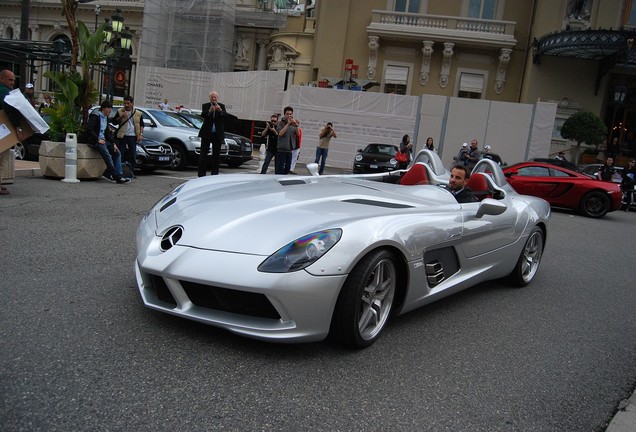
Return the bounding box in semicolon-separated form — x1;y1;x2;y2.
504;171;514;178
143;118;153;127
306;163;320;176
357;149;363;153
475;198;507;218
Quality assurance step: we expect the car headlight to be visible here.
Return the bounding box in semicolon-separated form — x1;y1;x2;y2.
258;229;342;273
390;158;398;165
136;144;144;153
189;136;201;142
355;154;363;162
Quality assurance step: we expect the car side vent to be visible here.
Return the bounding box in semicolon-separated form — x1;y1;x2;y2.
426;260;445;286
279;179;308;186
342;198;413;209
160;197;177;212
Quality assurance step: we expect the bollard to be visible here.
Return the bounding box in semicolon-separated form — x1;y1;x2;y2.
306;163;320;176
256;143;266;173
61;133;80;183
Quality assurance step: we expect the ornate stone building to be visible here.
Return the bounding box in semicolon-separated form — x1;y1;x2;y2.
3;0;636;159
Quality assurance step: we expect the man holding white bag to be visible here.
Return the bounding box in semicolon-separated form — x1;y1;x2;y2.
0;69;27;196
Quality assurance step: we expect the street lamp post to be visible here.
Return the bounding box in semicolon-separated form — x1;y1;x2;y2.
103;9;132;103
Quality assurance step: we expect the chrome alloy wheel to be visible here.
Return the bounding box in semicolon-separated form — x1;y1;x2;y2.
520;229;543;284
358;257;396;341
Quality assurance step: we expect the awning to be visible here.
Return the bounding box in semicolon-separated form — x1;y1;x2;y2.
533;29;636;94
459;73;484;93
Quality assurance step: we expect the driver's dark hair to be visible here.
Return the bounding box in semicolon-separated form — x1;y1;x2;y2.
451;164;471;179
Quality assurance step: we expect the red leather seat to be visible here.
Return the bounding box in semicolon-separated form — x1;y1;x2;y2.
399;163;429;185
465;173;492;200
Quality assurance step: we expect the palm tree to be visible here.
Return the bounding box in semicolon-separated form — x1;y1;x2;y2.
60;0;80;71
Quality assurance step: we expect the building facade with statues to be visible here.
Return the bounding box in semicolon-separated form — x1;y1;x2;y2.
2;0;636;164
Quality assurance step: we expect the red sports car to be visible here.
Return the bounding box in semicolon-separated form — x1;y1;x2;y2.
503;162;622;218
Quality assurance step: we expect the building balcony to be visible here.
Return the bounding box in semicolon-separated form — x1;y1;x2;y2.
367;10;517;49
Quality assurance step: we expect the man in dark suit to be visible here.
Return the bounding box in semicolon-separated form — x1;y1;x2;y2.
198;90;227;176
447;165;478;203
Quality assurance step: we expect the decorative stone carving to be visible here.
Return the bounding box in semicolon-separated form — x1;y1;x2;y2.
495;48;512;95
439;42;454;88
564;0;593;30
367;36;379;80
267;43;298;71
419;41;434;86
235;34;249;63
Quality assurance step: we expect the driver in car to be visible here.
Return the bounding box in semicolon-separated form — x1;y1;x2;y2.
447;165;478;203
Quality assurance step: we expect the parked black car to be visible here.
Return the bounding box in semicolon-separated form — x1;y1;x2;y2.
135;139;174;173
352;143;400;174
178;112;253;168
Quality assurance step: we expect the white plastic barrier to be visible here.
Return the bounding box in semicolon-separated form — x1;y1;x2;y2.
61;133;80;183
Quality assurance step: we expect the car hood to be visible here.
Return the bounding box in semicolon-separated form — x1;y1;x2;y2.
152;175;457;254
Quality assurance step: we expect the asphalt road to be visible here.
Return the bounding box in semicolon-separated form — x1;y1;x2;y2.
1;166;635;432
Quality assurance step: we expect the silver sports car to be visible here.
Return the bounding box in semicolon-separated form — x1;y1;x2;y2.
135;152;550;348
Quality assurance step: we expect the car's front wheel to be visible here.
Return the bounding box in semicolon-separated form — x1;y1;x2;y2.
579;191;610;218
13;142;26;160
330;249;397;349
169;144;188;170
508;227;544;287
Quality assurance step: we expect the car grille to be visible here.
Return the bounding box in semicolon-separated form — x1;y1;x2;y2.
144;143;172;155
147;274;281;320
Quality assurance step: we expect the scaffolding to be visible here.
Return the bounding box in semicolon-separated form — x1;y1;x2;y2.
140;0;237;73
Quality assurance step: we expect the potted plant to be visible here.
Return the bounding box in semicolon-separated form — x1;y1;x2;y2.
559;110;607;165
38;18;115;178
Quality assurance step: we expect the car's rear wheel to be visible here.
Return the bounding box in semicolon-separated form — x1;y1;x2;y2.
508;227;544;287
226;161;243;168
169;144;188;170
579;191;610;218
330;249;397;349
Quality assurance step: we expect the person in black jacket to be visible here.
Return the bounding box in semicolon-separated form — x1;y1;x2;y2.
198;90;227;176
260;113;279;174
597;156;615;182
85;101;129;184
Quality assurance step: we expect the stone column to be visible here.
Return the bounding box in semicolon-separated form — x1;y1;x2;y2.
257;38;268;70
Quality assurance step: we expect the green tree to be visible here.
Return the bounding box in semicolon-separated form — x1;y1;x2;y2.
560;110;607;163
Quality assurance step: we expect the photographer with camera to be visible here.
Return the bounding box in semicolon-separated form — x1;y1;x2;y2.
276;106;300;174
315;121;337;175
260;113;279;174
